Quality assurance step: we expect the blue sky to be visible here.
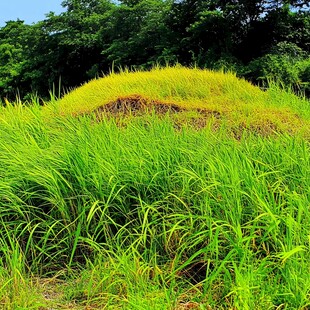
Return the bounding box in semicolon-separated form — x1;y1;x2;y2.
0;0;65;27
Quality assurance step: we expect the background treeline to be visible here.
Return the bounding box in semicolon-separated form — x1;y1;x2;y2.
0;0;309;101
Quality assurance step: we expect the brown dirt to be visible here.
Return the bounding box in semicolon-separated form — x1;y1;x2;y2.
92;94;222;122
94;94;184;116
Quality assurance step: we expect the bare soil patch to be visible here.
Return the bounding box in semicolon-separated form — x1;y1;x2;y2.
92;94;222;121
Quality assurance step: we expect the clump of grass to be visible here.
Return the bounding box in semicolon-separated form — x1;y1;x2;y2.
2;66;309;137
0;67;309;309
56;66;265;112
47;66;310;138
0;112;309;309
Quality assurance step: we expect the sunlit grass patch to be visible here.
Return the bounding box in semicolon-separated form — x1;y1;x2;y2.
1;66;309;137
54;66;267;114
0;67;309;309
47;66;309;137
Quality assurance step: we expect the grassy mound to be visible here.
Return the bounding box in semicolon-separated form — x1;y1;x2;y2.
0;67;309;309
53;66;310;137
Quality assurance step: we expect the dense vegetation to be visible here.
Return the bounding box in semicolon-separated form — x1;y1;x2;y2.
0;2;309;308
0;0;309;101
0;67;309;309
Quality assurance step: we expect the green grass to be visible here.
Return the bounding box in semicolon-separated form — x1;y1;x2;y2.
0;67;309;309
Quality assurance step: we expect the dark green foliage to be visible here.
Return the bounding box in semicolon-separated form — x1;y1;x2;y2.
244;42;310;96
0;0;309;99
102;0;171;67
0;21;28;98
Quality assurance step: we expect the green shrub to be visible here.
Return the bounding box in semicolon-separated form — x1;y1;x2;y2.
244;42;310;96
297;58;310;97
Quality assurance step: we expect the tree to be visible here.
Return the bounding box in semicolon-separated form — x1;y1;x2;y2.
102;0;171;67
0;21;30;99
0;0;308;100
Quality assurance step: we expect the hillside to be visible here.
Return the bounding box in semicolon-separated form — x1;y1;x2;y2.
52;67;310;137
0;67;309;309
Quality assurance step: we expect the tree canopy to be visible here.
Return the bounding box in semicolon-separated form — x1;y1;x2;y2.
0;0;309;100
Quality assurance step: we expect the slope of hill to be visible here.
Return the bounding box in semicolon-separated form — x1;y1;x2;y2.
51;66;310;137
0;67;309;309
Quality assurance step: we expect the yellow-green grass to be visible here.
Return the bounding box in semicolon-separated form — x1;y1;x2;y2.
1;66;309;138
0;66;310;309
48;66;310;137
